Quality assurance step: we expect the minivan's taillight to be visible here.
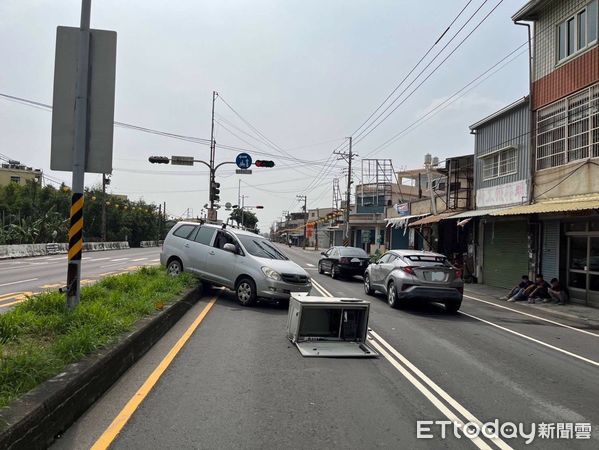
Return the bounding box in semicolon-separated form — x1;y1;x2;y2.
401;266;415;275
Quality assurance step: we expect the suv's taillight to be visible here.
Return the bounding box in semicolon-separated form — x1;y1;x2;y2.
339;257;351;264
401;266;415;275
455;269;462;279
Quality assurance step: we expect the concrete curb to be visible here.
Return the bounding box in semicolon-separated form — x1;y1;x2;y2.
0;285;203;450
464;289;599;329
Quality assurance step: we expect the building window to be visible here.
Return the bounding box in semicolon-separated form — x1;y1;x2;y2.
536;83;599;170
481;148;517;180
10;176;20;183
557;0;598;63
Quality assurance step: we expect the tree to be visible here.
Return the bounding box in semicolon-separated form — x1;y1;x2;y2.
229;208;259;233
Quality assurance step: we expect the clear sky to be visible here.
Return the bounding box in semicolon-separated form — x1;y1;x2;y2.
0;0;530;230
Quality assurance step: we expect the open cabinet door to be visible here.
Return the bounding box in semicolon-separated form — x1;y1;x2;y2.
295;341;378;358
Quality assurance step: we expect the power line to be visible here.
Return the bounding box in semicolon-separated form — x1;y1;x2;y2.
351;0;476;137
352;0;505;147
364;43;528;157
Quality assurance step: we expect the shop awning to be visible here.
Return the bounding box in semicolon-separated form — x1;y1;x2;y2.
385;214;429;228
449;207;514;219
409;211;459;226
492;195;599;216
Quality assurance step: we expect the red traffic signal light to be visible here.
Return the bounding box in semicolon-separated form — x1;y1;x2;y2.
255;160;275;168
149;156;170;164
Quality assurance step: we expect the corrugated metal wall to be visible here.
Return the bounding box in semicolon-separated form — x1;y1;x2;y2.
542;220;560;281
474;101;530;192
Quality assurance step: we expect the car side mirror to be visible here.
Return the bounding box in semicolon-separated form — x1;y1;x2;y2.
223;243;237;253
321;252;327;256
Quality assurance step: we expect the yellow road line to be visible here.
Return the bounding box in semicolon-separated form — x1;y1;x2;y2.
0;298;26;308
41;283;63;289
91;295;219;450
99;272;117;277
0;292;19;301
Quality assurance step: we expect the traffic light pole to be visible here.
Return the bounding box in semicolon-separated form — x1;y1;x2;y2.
208;91;217;220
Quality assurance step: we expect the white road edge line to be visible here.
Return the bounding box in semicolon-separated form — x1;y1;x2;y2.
312;277;510;449
464;294;599;338
109;258;129;262
459;311;599;368
306;263;315;267
132;258;148;262
0;278;38;288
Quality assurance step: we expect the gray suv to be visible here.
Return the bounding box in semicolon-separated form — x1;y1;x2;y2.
160;222;311;305
363;250;463;312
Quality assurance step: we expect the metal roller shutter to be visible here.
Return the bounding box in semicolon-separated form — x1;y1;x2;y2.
483;221;529;288
542;220;560;281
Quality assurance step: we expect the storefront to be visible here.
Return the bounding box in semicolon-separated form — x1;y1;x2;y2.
564;220;599;307
481;219;529;289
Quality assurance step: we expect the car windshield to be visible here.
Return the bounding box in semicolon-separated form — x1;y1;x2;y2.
237;235;288;260
404;255;451;267
338;248;368;257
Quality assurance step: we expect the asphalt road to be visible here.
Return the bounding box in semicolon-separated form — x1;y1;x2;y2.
0;247;161;311
53;245;598;449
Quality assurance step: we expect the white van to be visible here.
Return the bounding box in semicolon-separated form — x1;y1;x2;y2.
160;222;311;305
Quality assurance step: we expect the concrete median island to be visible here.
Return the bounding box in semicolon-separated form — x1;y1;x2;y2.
0;266;201;449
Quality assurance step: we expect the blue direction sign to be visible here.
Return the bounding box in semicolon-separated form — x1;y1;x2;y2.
236;153;252;169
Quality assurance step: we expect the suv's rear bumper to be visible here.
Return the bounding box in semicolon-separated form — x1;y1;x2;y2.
257;279;312;299
398;286;462;302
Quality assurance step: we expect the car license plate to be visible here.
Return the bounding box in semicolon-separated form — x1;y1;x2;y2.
431;271;445;281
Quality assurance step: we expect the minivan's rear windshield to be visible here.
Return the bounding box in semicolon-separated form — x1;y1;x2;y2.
237;235;288;260
404;255;451;267
339;248;368;257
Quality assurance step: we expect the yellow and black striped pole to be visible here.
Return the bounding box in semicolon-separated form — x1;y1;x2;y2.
67;193;84;307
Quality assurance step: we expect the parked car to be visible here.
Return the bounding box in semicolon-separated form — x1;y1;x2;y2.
318;246;370;279
363;250;463;312
160;221;311;306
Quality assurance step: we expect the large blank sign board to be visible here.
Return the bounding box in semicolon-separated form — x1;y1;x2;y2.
51;26;116;174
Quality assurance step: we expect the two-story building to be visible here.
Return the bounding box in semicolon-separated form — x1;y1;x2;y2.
459;97;532;288
511;0;599;305
0;164;42;186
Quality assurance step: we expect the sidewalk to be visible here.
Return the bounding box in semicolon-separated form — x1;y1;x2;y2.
464;283;599;330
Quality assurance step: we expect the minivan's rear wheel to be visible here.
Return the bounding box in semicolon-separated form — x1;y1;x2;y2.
167;258;182;277
364;273;374;295
236;277;256;306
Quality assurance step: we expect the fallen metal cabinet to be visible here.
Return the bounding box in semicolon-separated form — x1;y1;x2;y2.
286;294;378;357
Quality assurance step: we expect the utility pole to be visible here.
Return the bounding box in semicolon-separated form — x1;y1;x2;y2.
424;153;438;215
297;195;307;249
66;0;92;309
208;90;218;221
240;194;248;228
333;137;357;246
315;207;319;251
238;179;241;207
101;173;107;242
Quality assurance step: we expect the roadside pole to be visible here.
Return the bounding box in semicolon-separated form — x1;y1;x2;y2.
297;195;307;249
333;137;356;247
66;0;92;309
208;91;217;221
101;173;107;242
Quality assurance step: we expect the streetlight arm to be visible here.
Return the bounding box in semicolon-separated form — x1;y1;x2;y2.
193;159;211;170
214;161;236;171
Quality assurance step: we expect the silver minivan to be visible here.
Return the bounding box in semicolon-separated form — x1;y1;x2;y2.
160;221;311;305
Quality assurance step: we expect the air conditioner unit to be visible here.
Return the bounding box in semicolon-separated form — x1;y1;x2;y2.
286;294;378;358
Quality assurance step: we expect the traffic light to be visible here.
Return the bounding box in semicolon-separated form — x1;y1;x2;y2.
210;181;221;202
148;156;170;164
254;160;275;168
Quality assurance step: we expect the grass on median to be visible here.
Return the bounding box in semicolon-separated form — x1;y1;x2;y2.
0;266;195;410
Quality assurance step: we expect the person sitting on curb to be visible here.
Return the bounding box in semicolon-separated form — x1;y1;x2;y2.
526;274;551;304
544;278;568;305
502;275;534;301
